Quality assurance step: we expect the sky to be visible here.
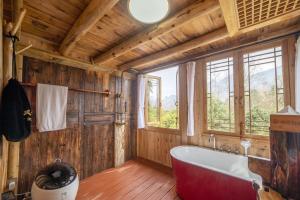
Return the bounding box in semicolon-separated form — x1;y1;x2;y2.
147;66;178;98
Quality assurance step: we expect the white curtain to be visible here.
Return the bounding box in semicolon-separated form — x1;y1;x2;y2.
186;62;196;136
137;75;146;128
296;36;300;112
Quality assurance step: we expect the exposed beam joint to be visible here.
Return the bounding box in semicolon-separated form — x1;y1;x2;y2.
93;0;221;65
119;27;229;71
218;0;239;36
59;0;119;56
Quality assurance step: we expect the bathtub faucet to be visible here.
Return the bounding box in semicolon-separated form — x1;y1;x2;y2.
208;134;216;150
240;140;251;156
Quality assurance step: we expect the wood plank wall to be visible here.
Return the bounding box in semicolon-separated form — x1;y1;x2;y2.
17;57;136;193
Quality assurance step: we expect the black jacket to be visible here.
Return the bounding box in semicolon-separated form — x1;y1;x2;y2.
0;79;32;141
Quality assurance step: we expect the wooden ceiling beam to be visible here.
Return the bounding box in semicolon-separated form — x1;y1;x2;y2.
59;0;119;56
20;45;115;72
218;0;239;36
20;32;117;72
119;27;229;71
93;0;221;65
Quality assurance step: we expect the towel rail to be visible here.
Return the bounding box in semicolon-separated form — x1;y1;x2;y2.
21;82;111;96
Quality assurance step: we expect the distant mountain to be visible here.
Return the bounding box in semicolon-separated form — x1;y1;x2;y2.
148;94;177;111
162;95;177;110
211;68;277;101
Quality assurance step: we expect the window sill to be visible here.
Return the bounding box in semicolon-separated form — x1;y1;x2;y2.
204;130;240;137
203;130;270;141
143;126;181;135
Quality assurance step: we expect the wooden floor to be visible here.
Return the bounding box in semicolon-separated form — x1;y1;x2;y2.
76;159;283;200
76;159;180;200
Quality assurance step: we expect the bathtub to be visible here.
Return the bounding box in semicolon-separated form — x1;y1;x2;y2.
170;146;262;200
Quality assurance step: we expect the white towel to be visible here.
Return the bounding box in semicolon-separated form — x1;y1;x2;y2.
36;83;68;132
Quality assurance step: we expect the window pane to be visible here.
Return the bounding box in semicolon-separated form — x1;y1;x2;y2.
206;57;235;132
243;46;284;136
147;66;179;129
147;78;160;125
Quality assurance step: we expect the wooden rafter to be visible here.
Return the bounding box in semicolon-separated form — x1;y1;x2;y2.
19;45;114;72
19;32;117;72
93;0;221;65
119;27;229;70
59;0;119;56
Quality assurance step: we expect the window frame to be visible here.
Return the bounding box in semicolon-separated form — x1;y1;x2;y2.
238;40;291;137
203;52;240;136
201;38;294;139
144;74;162;127
143;68;180;132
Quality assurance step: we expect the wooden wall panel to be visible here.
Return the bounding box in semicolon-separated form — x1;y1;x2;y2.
81;124;114;178
17;57;136;193
137;129;181;167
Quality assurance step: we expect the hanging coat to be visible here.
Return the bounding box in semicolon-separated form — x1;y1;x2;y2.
0;78;32;141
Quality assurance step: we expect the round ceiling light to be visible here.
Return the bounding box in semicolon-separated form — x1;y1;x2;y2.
128;0;169;24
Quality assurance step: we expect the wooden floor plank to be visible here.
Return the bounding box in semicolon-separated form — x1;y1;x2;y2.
160;185;178;200
146;179;175;200
76;159;177;200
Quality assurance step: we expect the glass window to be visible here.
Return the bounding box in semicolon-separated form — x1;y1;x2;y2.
243;46;284;135
206;57;235;132
145;66;179;129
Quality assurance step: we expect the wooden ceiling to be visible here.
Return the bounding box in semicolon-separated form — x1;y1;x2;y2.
4;0;300;72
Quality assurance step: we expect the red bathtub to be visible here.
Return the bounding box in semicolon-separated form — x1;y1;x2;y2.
170;146;262;200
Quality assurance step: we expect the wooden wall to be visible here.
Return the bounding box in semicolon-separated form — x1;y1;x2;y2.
137;130;270;165
17;57;136;193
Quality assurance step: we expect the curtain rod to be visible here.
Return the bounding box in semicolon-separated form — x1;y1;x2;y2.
141;30;300;74
21;82;111;96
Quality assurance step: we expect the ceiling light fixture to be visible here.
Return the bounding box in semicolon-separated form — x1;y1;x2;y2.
128;0;169;24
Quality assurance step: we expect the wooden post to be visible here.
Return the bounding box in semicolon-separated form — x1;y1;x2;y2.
195;60;206;145
14;1;24;82
7;0;24;193
0;19;13;193
114;124;125;167
179;64;188;144
0;0;5;194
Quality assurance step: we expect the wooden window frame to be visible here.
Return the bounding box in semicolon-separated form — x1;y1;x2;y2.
144;69;180;133
200;37;295;140
203;52;240;136
144;75;162;127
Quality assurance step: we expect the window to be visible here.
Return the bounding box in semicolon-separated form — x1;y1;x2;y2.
145;66;179;129
206;57;235;132
243;46;284;136
201;40;292;138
